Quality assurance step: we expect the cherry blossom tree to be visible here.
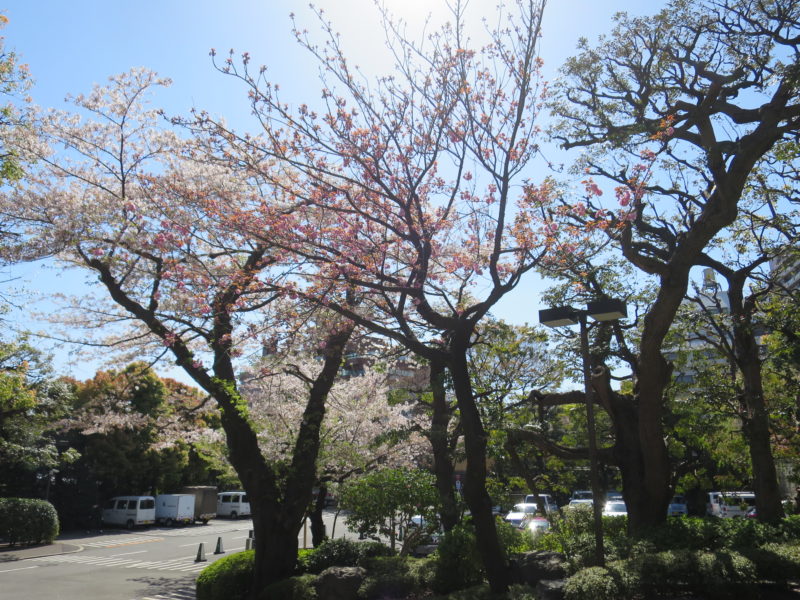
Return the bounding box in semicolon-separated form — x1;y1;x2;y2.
0;69;356;592
240;349;428;545
188;0;552;590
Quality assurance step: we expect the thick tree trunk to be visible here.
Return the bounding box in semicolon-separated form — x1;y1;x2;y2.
428;358;459;531
626;274;693;530
448;348;509;594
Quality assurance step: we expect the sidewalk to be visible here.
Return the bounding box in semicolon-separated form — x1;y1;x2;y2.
0;540;82;562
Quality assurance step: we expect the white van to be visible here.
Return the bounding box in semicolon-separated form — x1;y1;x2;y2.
707;491;756;518
102;496;156;529
217;491;251;519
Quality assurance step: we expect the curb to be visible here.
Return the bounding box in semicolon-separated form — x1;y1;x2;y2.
0;542;83;562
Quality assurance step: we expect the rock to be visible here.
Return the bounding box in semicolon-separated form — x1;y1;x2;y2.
314;566;367;600
535;578;566;600
513;550;568;584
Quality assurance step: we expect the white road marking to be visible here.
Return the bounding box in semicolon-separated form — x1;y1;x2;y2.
110;550;148;557
0;565;40;573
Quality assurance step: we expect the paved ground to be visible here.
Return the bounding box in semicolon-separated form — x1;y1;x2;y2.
0;540;82;562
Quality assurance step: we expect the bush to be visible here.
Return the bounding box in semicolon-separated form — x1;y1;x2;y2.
297;538;394;574
740;542;800;586
535;505;596;571
196;549;254;600
358;556;419;599
431;522;484;594
564;566;622;600
0;498;59;546
626;549;757;599
259;574;317;600
355;540;396;563
298;538;361;573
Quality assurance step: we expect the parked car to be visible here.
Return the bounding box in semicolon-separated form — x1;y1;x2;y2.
568;490;593;507
602;501;628;517
526;515;550;535
523;493;559;513
101;495;156;529
504;503;540;529
746;506;757;518
606;490;623;501
667;495;688;517
707;491;756;518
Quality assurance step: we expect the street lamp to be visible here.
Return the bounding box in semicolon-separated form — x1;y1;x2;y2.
539;298;627;567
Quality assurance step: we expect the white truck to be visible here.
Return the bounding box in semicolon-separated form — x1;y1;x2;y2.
181;485;218;524
155;494;196;526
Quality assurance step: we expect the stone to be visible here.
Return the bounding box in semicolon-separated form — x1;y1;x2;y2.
314;566;367;600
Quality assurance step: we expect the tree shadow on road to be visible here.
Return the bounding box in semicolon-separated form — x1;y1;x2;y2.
131;574;196;598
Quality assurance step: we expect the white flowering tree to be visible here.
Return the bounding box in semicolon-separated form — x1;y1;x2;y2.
0;69;356;591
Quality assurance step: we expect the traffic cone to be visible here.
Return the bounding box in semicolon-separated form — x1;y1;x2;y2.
214;536;225;555
195;542;207;562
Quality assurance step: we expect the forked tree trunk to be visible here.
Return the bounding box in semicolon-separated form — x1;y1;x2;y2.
212;324;354;598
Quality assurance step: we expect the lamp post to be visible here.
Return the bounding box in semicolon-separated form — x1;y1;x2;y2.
539;298;627;567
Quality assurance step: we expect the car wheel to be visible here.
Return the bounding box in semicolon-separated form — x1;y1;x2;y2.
201;519;208;525
230;511;238;520
165;518;174;527
126;519;135;530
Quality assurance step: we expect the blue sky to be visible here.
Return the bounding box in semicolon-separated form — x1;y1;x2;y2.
2;0;655;380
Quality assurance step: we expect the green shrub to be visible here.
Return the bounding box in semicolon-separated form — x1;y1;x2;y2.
781;515;800;539
259;574;317;600
695;550;757;599
358;556;419;599
299;538;388;574
564;566;622;600
196;549;254;600
625;548;757;599
742;542;800;584
535;505;595;571
0;498;59;546
354;540;395;563
431;522;484;594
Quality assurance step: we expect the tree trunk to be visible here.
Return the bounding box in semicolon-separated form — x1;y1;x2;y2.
728;280;784;523
212;323;354;598
309;483;329;546
428;358;459;531
448;347;509;593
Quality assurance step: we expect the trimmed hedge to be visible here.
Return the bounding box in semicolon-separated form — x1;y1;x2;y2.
259;574;317;600
566;549;761;600
0;498;59;546
196;549;255;600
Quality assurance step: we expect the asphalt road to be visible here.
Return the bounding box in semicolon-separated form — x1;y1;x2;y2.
0;510;355;600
